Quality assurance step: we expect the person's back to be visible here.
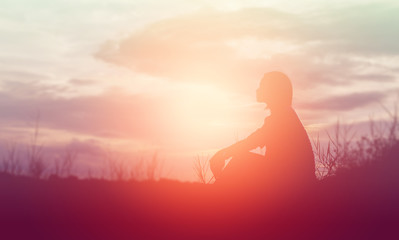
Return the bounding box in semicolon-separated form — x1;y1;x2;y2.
260;107;315;184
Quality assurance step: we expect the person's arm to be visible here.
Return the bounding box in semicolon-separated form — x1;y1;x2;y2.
210;126;266;178
222;127;265;157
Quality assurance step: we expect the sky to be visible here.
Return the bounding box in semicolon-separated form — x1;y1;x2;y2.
0;0;398;181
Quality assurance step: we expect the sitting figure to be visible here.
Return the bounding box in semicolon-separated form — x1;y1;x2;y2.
210;72;315;188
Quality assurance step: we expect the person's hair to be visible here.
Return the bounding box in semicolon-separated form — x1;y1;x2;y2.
260;71;293;107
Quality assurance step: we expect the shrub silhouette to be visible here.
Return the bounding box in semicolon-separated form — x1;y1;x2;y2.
313;105;397;179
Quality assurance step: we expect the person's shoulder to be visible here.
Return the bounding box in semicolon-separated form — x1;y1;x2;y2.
266;107;297;124
274;107;297;117
261;114;274;130
262;113;272;124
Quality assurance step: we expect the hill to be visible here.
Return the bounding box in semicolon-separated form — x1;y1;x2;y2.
1;143;398;240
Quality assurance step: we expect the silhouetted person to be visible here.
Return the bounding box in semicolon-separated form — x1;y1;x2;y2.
210;72;315;188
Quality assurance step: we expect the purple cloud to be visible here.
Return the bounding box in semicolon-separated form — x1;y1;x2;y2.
298;91;386;111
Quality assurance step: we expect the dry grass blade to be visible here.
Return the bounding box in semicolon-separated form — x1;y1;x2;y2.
193;154;211;184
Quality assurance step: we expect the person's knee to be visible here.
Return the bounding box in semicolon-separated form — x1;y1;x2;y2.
234;151;264;161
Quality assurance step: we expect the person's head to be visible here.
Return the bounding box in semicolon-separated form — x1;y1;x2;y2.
256;71;293;109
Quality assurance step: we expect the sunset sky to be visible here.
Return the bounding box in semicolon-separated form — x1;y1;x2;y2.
1;0;398;180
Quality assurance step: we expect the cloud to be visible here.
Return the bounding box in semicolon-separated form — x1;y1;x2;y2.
68;78;97;86
348;73;396;82
317;3;399;55
0;77;268;155
0;70;48;81
0;85;177;145
95;4;399;95
298;91;386;111
94;8;305;92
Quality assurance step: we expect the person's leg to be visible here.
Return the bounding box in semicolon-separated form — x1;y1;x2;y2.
216;152;265;184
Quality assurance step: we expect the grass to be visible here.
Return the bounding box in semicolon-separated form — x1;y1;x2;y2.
313;105;398;179
193;154;213;184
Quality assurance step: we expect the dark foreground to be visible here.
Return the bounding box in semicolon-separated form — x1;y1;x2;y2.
1;154;399;240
